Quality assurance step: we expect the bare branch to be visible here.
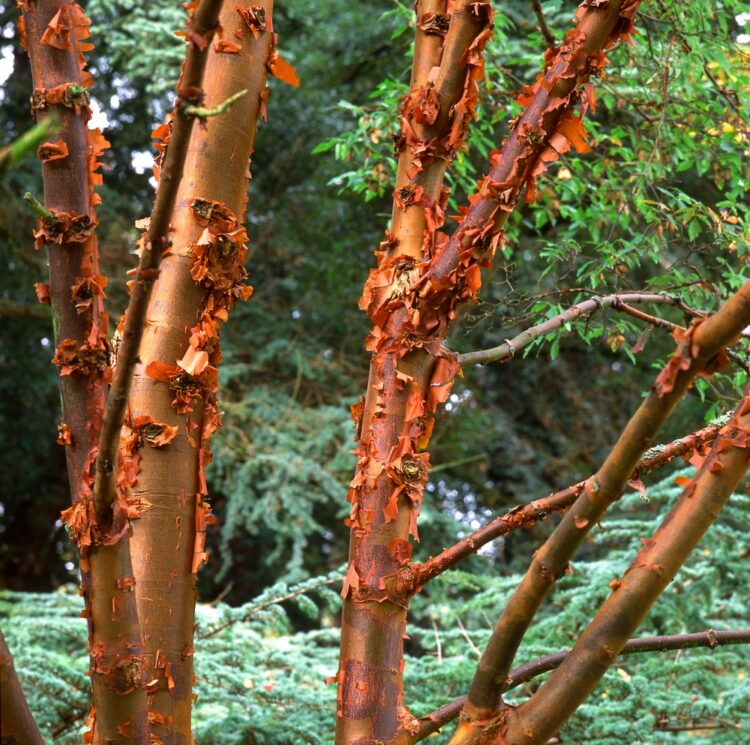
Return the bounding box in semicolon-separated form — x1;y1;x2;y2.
500;393;750;744
457;279;750;727
457;292;680;366
531;0;556;48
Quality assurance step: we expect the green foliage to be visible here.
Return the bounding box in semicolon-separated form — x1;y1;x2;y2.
320;0;750;383
4;469;748;743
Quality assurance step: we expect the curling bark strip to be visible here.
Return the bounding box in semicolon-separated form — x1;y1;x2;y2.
455;281;750;734
124;3;272;741
336;3;494;742
497;392;750;745
93;0;224;522
0;629;44;745
20;2;148;741
410;418;723;589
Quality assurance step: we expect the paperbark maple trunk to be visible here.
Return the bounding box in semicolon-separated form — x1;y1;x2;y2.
0;629;43;745
337;1;640;742
21;3;148;741
123;3;272;741
336;2;493;742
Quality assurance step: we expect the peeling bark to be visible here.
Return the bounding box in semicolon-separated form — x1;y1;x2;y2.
336;3;494;742
410;417;723;590
123;3;273;741
338;1;647;742
20;3;147;741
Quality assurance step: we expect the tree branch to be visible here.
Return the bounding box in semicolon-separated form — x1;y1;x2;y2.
0;116;59;176
0;628;44;745
92;0;224;521
455;278;750;729
0;299;51;320
405;628;750;743
531;0;556;48
410;417;725;591
457;292;680;366
499;391;750;744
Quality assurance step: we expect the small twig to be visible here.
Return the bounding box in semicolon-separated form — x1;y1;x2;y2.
0;116;60;176
430;453;486;474
431;616;443;663
456;616;481;657
23;191;54;219
531;0;556;48
0;299;52;320
655;719;740;732
457;292;678;366
183;88;248;119
198;575;341;640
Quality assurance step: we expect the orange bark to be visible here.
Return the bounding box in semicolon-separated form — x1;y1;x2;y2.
123;3;273;740
455;284;750;737
336;3;493;743
497;390;750;745
21;2;147;741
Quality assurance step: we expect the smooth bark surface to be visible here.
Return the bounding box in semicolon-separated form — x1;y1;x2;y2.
124;3;273;740
459;280;750;732
0;629;44;745
499;392;750;744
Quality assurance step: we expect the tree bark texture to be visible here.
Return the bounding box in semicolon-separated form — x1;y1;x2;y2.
337;1;643;742
123;3;272;741
336;2;494;742
21;3;148;741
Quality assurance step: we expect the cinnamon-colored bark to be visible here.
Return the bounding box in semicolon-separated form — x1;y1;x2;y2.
336;3;494;742
497;392;750;745
457;281;750;732
0;628;44;745
338;1;649;742
21;3;147;741
124;3;272;740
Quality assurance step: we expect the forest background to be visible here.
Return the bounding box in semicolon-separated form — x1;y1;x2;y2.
0;0;749;742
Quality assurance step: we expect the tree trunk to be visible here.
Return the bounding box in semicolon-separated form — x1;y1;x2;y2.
336;2;493;742
124;3;273;740
21;3;148;740
0;628;43;745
